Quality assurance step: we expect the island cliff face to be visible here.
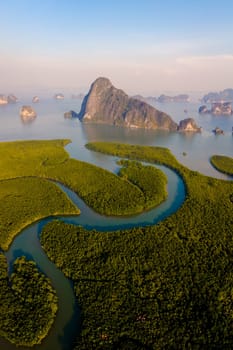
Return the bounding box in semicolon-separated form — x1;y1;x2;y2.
20;106;37;122
199;102;232;115
178;118;202;132
78;78;178;131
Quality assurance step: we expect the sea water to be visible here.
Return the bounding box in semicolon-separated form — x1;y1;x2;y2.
0;97;232;178
0;97;232;349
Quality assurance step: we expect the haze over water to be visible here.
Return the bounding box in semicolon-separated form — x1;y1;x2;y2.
0;98;232;180
1;0;233;165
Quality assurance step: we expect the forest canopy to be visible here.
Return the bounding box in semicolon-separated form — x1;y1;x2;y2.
40;142;233;349
210;154;233;176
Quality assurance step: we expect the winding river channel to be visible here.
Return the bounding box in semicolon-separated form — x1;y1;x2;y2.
0;96;232;350
2;161;185;350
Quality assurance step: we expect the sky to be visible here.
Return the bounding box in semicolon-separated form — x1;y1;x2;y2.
1;0;233;97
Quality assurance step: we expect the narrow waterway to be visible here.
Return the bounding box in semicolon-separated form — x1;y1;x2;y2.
3;163;185;350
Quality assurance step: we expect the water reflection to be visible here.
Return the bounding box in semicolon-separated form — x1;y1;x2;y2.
20;115;37;124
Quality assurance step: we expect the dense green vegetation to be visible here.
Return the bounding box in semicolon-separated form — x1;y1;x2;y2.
0;254;58;346
0;139;71;180
118;160;167;209
0;139;171;347
1;140;232;348
0;177;80;251
86;142;180;169
41;158;148;216
210;155;233;176
41;142;233;349
0;140;80;250
0;140;169;246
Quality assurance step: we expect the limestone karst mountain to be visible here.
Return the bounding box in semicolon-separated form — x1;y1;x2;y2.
78;77;178;131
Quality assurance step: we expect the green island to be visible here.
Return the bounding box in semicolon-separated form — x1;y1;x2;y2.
0;139;168;347
40;142;233;349
0;254;57;347
210;154;233;176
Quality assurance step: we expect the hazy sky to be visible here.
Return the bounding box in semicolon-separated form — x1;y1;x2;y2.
1;0;233;96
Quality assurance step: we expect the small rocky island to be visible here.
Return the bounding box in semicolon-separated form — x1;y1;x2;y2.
20;105;37;121
158;94;190;103
0;94;18;105
54;93;64;100
64;110;79;119
7;94;18;104
177;118;202;132
78;77;178;131
32;96;40;103
0;95;8;105
199;102;232;115
212;127;224;135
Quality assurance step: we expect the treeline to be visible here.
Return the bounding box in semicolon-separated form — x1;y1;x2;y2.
86;142;180;169
0;254;58;346
40;142;233;349
210;155;233;176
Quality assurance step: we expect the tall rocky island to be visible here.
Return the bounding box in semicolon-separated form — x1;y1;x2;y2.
78;77;178;131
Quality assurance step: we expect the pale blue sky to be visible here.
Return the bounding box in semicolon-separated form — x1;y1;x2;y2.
1;0;233;96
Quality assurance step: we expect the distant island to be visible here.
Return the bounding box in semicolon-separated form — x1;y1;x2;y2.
157;94;190;103
131;94;190;104
0;94;18;105
20;105;37;122
202;88;233;103
64;110;79;119
54;93;64;100
199;102;232;115
212;127;224;135
32;96;40;103
177;118;202;132
131;95;158;105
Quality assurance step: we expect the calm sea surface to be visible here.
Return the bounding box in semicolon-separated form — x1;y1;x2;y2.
0;97;232;350
0;98;232;178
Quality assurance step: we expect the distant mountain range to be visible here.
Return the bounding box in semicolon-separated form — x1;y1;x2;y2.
132;94;190;104
201;89;233;103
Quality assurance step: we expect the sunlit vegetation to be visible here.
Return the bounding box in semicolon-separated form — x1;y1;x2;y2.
0;139;171;346
2;140;233;348
0;140;169;243
41;158;148;216
41;142;233;349
117;160;167;209
0;139;71;180
0;254;58;347
86;142;180;169
210;155;233;176
0;177;79;251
